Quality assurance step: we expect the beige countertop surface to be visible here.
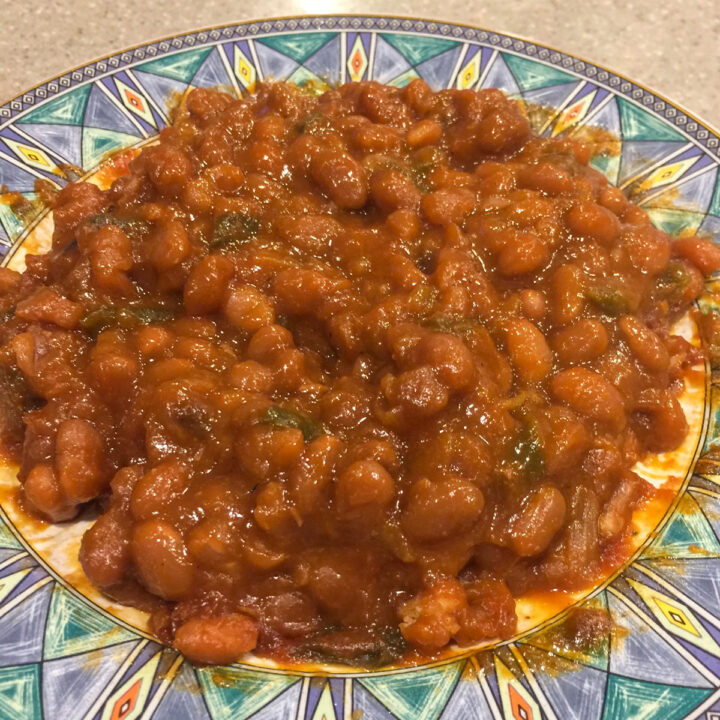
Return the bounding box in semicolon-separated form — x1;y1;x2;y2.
0;0;717;126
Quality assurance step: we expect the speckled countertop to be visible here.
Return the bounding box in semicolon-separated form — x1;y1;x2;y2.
0;0;717;124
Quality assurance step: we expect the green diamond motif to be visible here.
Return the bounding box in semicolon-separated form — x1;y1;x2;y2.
257;32;336;64
0;518;21;550
196;666;299;720
287;65;323;87
707;177;720;217
591;153;621;186
646;207;705;238
644;492;720;560
388;69;421;88
602;675;711;720
358;660;462;720
0;193;38;243
618;97;685;143
381;34;458;67
0;664;41;720
17;84;91;126
136;47;213;83
81;127;139;170
503;53;576;92
43;585;137;660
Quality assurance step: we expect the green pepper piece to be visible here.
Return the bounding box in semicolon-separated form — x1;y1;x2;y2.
79;306;120;335
411;147;442;193
210;212;260;252
80;304;175;336
125;306;176;325
85;213;151;236
585;286;630;315
422;314;479;335
295;113;330;135
511;418;545;480
295;626;407;668
0;304;16;324
259;405;324;441
656;260;690;302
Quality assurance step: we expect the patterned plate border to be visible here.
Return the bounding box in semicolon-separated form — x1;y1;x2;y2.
0;15;717;720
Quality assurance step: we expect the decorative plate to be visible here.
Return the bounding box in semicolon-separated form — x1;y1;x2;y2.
0;15;719;720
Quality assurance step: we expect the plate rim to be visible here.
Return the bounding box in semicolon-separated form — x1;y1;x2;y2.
0;15;718;719
0;12;717;141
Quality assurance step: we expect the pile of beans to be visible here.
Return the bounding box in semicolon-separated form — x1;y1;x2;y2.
0;79;717;667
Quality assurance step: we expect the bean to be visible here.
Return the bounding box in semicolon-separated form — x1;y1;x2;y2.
518;163;573;196
566;202;620;245
551;264;585;325
174;613;258;665
56;419;106;503
505;317;553;383
90;225;134;295
310;149;368;209
130;459;189;521
598;186;628;216
229;360;273;392
392;366;449;418
621;225;670;276
184;255;235;315
336;460;394;511
619;315;670;372
370;169;421;213
237;426;305;480
672;236;720;275
404;78;434;114
354;123;402;152
247;324;293;362
292;434;343;516
542;406;590;476
145;144;192;196
79;508;131;588
148;219;189;272
224;285;275;332
386;209;421;242
406;119;442;148
273;269;348;315
135;326;172;357
205;163;245;194
416;332;475;392
598;472;644;541
275;213;341;255
15;289;83;330
497;230;549;276
186;518;238;571
422;188;475;226
551;319;609;365
519;289;547;320
631;389;687;452
24;464;76;522
402;476;484;542
551;367;626;430
511;485;566;556
131;519;194;600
